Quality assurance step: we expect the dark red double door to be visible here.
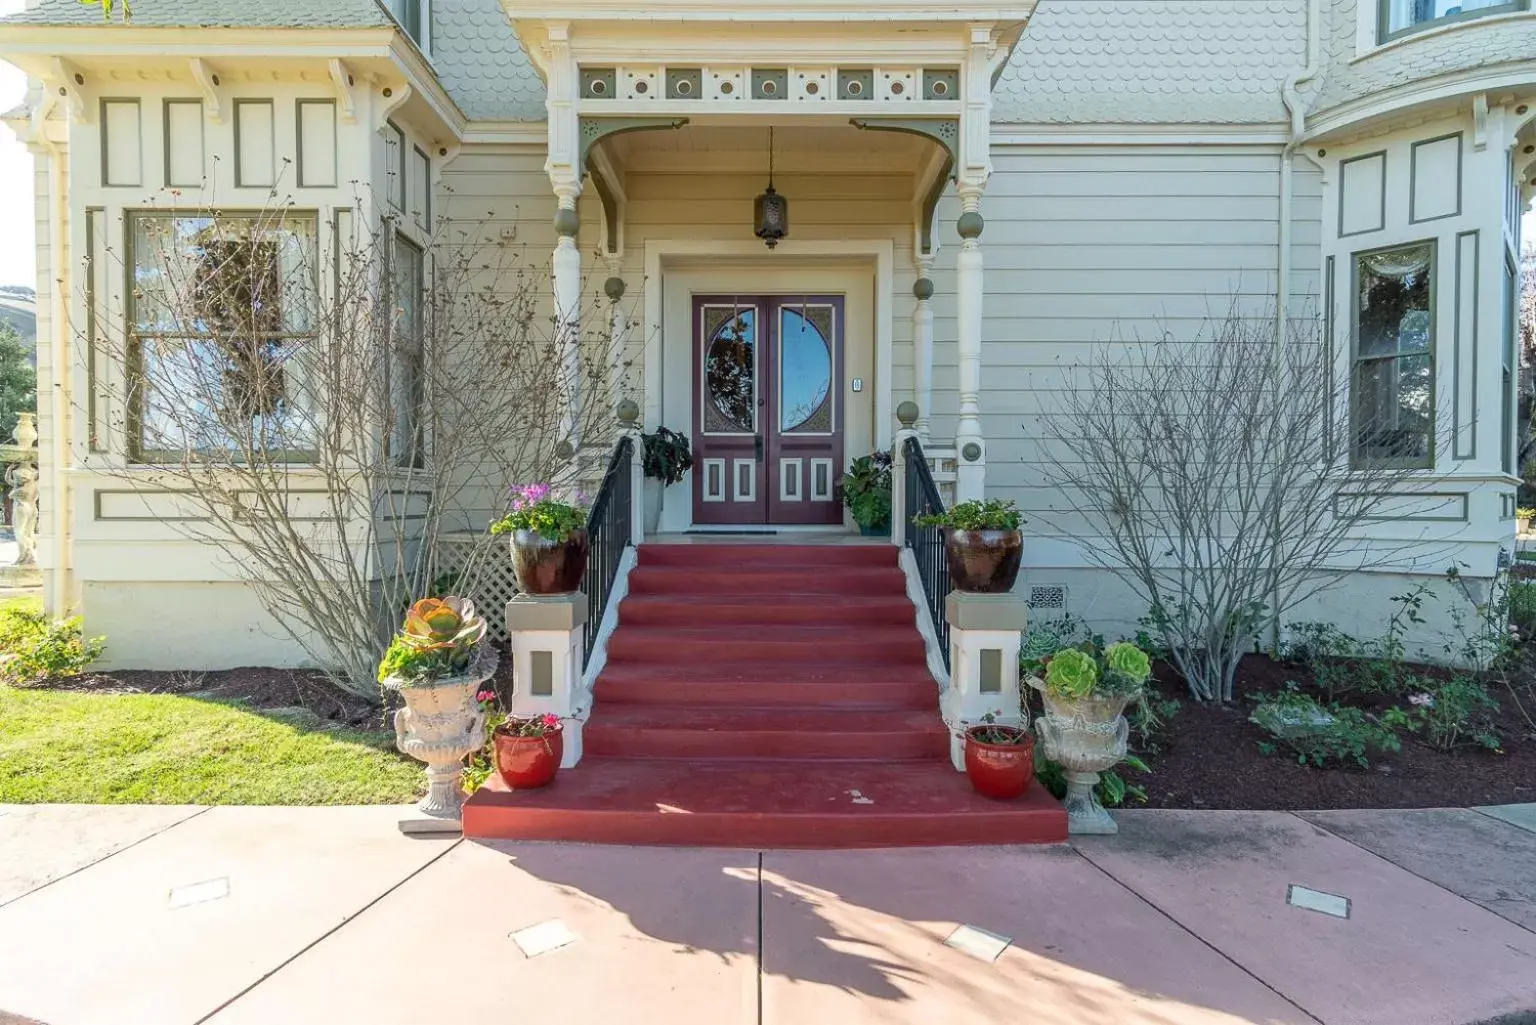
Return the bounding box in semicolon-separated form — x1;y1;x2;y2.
692;295;844;526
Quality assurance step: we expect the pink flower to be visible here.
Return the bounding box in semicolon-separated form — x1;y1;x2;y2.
476;689;496;703
541;713;560;727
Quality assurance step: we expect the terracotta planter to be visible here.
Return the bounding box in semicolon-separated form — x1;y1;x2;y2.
963;725;1036;800
510;527;589;595
945;528;1023;593
493;723;564;789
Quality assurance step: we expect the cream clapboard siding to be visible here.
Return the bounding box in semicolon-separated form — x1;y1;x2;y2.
920;146;1323;545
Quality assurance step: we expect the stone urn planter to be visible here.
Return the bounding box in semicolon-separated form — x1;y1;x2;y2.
1028;676;1134;835
963;723;1036;800
494;718;565;789
509;527;590;596
945;528;1023;593
389;648;498;823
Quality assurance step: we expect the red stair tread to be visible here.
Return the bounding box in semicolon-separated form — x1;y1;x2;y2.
619;593;915;626
637;544;897;568
462;759;1068;848
590;706;944;732
585;707;949;760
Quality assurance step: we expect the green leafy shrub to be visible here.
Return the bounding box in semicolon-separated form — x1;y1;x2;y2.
0;603;105;688
1281;585;1428;702
1251;687;1401;768
1509;580;1536;639
1132;697;1182;753
1398;674;1503;752
641;427;693;486
841;452;892;531
1036;751;1149;807
914;497;1022;531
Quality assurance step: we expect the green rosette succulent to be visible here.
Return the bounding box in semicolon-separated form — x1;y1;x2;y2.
1043;648;1099;699
1103;642;1152;686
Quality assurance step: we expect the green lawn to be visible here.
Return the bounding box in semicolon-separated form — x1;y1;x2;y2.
0;686;423;805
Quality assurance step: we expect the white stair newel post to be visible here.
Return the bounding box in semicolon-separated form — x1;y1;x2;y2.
892;400;920;549
617;398;645;544
505;595;588;768
942;592;1027;771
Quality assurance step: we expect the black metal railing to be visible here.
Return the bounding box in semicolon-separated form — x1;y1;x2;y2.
903;435;951;670
581;435;634;661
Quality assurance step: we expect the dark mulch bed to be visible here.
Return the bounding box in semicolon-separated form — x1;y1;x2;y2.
1132;653;1536;810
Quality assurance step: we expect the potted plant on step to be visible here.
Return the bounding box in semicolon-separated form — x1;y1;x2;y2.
915;498;1024;593
491;483;590;595
1519;507;1534;535
842;452;893;536
641;426;693;534
494;712;566;789
1026;640;1151;835
379;597;497;823
964;712;1035;799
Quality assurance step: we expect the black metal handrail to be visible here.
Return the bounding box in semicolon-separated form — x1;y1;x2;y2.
581;435;634;661
903;435;951;670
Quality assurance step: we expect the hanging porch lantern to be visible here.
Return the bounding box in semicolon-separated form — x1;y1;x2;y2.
754;126;789;249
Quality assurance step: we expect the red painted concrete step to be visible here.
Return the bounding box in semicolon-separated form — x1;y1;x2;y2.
618;593;915;628
626;565;908;597
605;624;926;664
462;759;1068;848
593;662;938;710
636;543;897;569
585;707;949;760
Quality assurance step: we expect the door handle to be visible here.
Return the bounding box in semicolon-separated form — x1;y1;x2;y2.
754;435;764;461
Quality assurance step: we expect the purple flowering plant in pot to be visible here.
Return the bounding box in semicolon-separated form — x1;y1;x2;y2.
490;483;590;596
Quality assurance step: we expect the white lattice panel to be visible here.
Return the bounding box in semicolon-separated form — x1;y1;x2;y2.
436;533;519;645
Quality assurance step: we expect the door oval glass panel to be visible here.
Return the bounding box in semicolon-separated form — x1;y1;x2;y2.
780;306;833;433
703;307;756;433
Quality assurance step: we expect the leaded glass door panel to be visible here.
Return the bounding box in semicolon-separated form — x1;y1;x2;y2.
691;295;844;526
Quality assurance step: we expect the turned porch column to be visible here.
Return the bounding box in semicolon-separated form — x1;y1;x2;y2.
545;22;584;447
912;256;935;441
953;184;985;503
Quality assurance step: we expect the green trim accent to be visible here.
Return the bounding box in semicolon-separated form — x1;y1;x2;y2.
1338;149;1387;238
162;98;204;188
849;117;959;168
384;120;406;212
957;211;984;241
581;68;617;100
232;98;276;189
1349;237;1438;472
1453;230;1479;461
589;163;619;255
837;69;874;100
99;97;142;188
412;144;432;230
294;98;336;189
578;117;689;176
1378;0;1527;43
752;68;788;100
923;69;959;101
1334;490;1469;524
1323;254;1336;462
1409;132;1463;225
666;68;702;100
85;206;104;454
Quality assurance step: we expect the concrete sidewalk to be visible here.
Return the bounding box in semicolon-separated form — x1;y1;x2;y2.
0;804;1533;1025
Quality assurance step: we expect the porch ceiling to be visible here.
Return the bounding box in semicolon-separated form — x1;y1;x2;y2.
604;123;933;173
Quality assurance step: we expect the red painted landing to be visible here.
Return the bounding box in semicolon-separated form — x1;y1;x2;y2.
463;542;1066;848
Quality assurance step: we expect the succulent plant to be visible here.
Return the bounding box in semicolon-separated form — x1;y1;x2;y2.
394;596;486;674
1103;642;1152;686
1043;648;1099;699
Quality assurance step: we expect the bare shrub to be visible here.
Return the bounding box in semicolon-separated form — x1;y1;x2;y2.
1038;307;1453;703
83;194;629;697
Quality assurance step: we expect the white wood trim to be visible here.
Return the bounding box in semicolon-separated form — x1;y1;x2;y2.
701;458;727;502
809;457;834;501
779;457;804;502
732;457;756;502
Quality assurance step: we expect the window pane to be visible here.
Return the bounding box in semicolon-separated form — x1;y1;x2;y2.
1357;244;1432;358
1354;352;1433;466
130;213;319;457
1505;256;1518;474
1385;0;1512;32
390;235;425;466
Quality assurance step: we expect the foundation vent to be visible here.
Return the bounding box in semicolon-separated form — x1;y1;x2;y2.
1027;585;1067;612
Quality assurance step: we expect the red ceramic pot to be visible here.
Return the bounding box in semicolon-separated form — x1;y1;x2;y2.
963;725;1035;800
493;724;564;789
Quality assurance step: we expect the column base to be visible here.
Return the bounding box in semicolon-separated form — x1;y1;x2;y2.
1063;771;1118;835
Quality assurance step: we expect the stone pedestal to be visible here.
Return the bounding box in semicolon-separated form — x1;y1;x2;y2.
942;591;1027;771
390;651;498;835
506;592;588;768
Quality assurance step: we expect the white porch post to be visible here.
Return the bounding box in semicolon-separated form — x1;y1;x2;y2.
891;401;920;548
912;255;935;440
545;23;584;447
605;265;628;419
954;23;995;503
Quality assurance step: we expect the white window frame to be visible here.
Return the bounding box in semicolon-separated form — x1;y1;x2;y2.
384;0;430;53
1350;239;1438;471
1377;0;1530;43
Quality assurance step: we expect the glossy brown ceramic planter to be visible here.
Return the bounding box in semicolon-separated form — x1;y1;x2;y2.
493;724;564;790
510;527;589;595
963;726;1035;800
945;528;1023;593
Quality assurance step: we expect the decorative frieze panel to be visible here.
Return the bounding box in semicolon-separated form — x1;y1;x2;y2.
577;64;961;107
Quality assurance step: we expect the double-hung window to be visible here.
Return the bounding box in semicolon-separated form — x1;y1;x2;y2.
385;0;428;50
1352;242;1436;469
127;211;319;461
388;233;425;468
1379;0;1529;41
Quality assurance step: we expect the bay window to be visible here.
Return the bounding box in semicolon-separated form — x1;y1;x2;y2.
1380;0;1529;41
1352;242;1436;469
128;211;319;460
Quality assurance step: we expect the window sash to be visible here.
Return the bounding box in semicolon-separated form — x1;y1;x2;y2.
388;232;426;468
1350;241;1437;470
1379;0;1528;42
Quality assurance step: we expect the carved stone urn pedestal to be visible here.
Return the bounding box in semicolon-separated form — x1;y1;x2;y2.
1028;677;1134;836
389;650;498;835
